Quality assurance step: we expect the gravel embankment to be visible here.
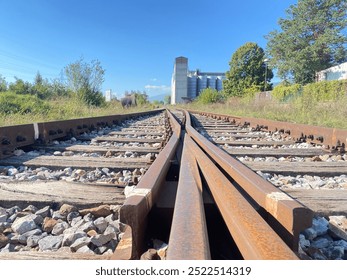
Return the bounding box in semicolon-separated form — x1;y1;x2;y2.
0;203;122;255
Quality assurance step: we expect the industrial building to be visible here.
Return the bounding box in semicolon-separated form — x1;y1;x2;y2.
171;56;226;104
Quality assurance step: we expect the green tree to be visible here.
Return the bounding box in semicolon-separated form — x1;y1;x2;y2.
196;88;224;104
34;71;43;85
164;94;171;105
32;71;52;99
129;90;148;105
8;77;32;95
49;78;69;98
223;42;273;97
0;75;7;92
266;0;347;84
64;58;105;106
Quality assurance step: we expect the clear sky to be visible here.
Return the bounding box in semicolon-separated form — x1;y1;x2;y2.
0;0;298;100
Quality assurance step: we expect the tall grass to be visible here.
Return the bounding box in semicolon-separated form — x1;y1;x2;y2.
180;94;347;129
0;97;156;127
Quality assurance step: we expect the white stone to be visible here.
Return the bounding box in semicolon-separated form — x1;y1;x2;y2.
23;205;38;213
76;245;94;254
18;229;42;244
7;168;19;176
90;233;115;247
35;206;51;218
27;232;48;247
94;217;108;233
52;211;66;220
78;221;96;233
11;216;37;235
38;235;63;251
51;222;69;235
70;236;91;251
62;231;87;247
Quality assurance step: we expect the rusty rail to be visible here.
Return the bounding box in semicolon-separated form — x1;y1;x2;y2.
0;109;164;159
184;110;313;252
2;108;330;259
119;109;182;259
188;109;347;151
166;134;210;260
184;135;298;259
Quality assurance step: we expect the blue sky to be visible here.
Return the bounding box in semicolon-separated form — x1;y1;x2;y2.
0;0;298;100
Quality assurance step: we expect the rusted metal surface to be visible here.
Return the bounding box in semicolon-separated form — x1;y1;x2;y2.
0;124;37;159
0;109;164;159
185;135;298;259
184;110;313;251
167;134;210;260
188;109;347;151
0;109;172;260
110;225;133;260
120;109;181;259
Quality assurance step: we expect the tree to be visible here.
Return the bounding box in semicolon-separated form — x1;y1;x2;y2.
134;91;148;105
125;90;148;105
49;78;69;98
223;42;273;97
34;71;43;86
64;58;105;106
0;75;7;92
32;71;51;99
266;0;347;84
164;95;171;105
196;88;224;104
8;77;32;95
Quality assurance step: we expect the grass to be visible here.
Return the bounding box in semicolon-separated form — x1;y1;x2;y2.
1;94;346;130
0;97;159;127
177;95;347;129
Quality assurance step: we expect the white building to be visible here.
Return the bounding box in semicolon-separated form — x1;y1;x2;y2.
171;57;188;105
105;89;116;102
171;57;226;104
316;62;347;82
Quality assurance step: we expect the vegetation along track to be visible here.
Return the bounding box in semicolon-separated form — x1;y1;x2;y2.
1;109;347;260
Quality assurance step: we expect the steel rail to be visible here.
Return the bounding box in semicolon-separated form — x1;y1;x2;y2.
185;135;298;259
0;109;164;159
184;110;313;251
188;109;347;151
167;134;210;260
119;109;181;259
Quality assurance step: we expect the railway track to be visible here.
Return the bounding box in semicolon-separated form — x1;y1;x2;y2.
0;109;346;260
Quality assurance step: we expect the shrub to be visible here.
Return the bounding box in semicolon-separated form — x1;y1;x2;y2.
0;92;50;114
302;80;347;101
272;83;302;101
196;88;224;104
